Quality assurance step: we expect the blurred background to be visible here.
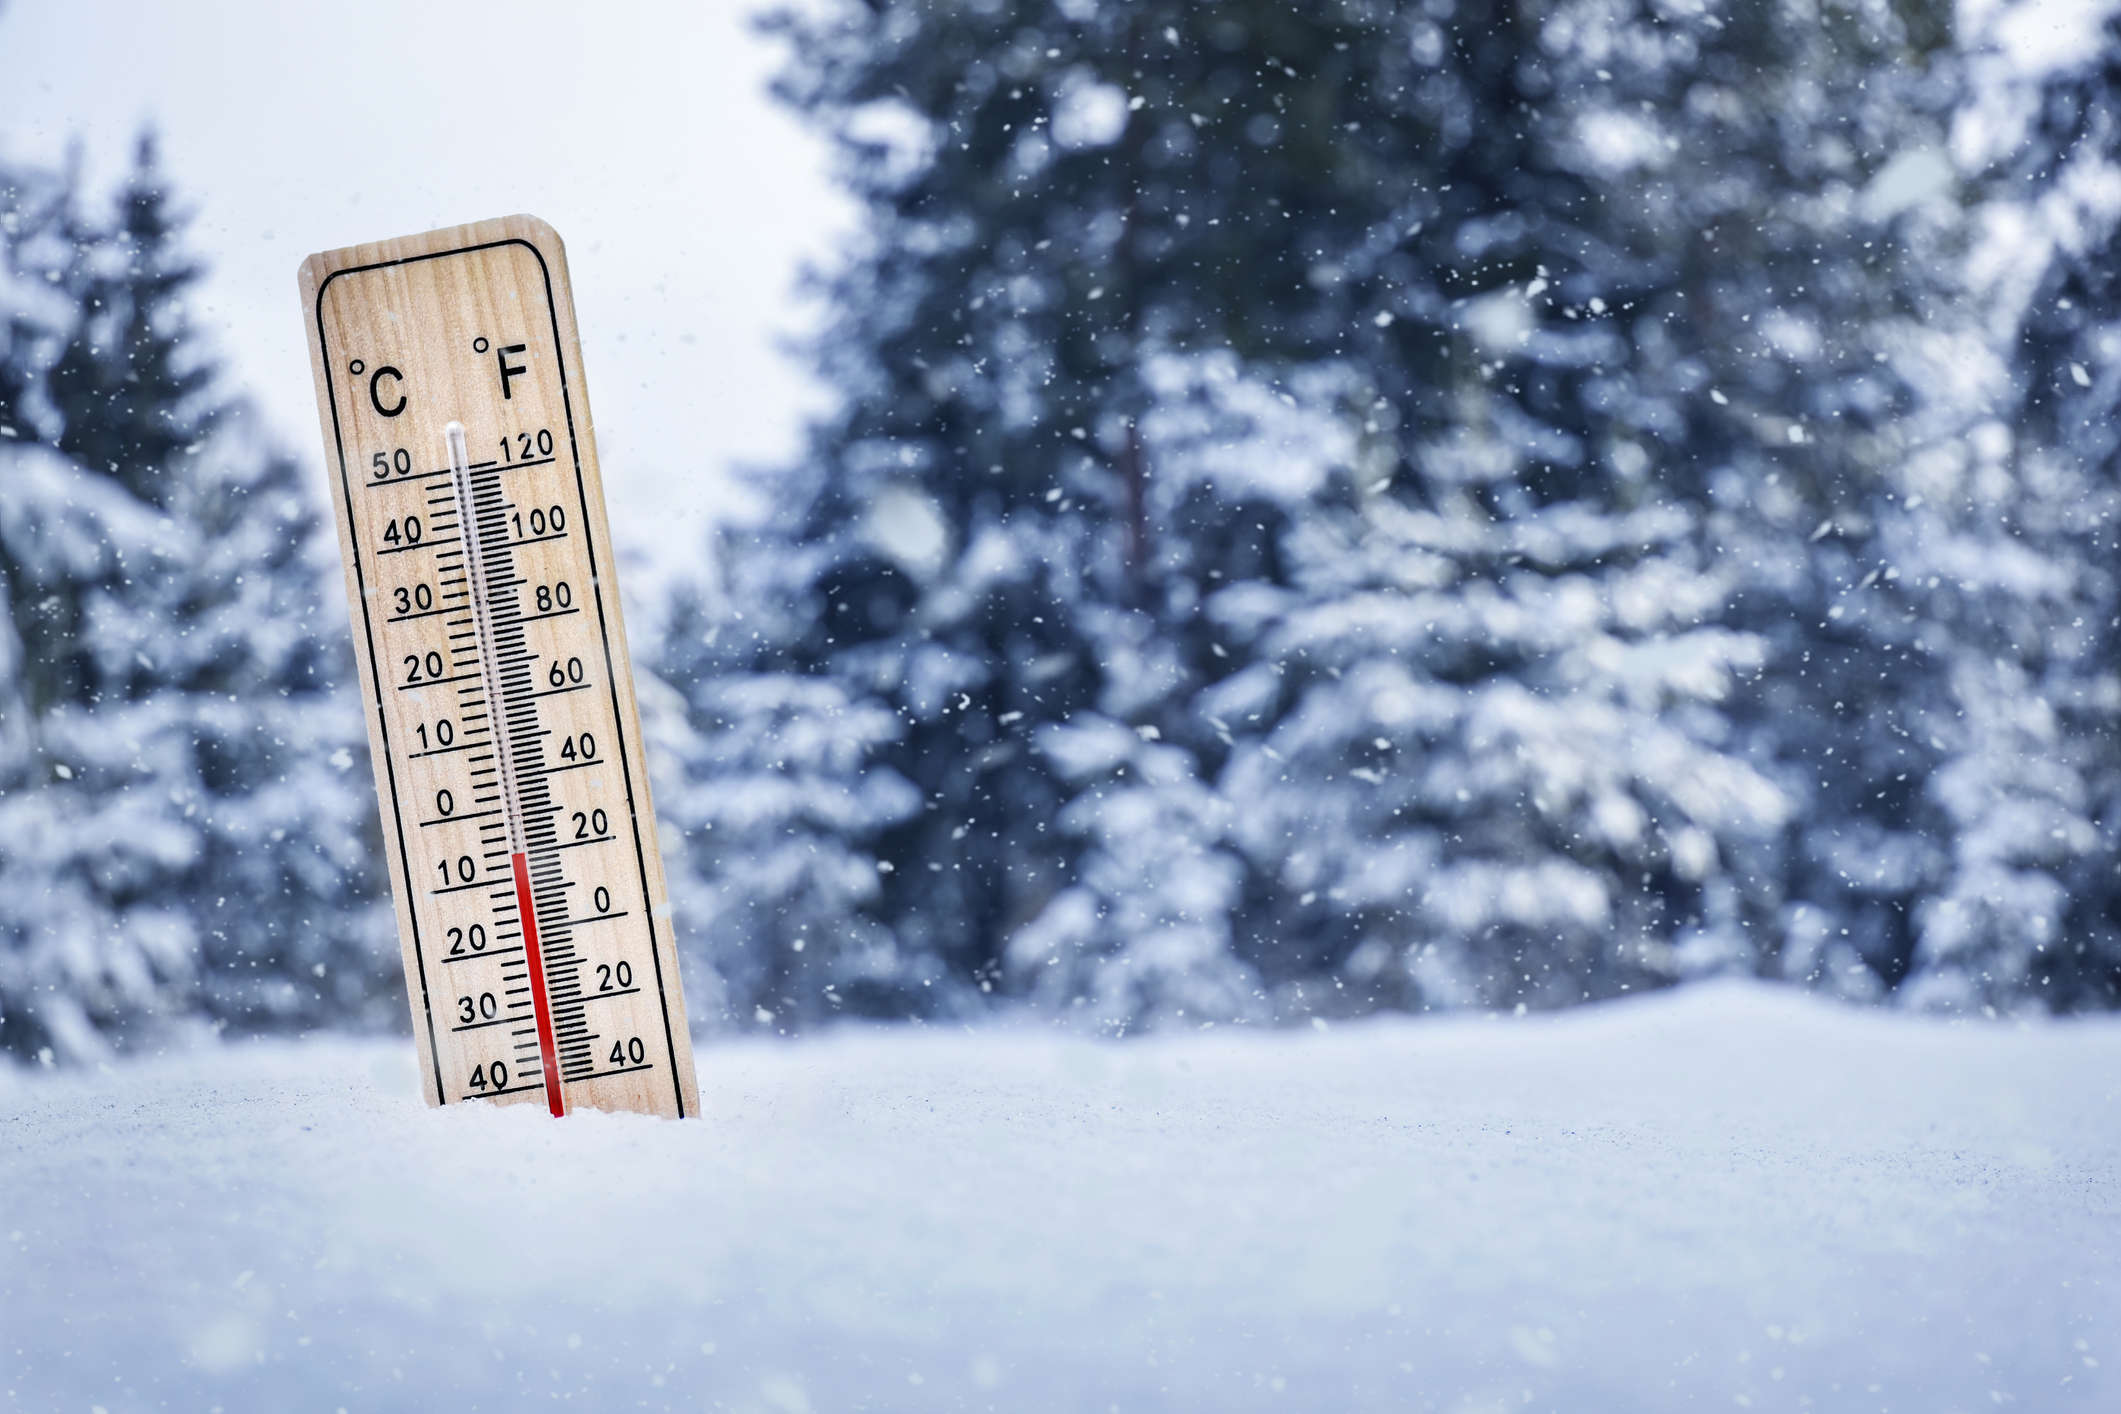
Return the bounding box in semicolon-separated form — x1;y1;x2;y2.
5;0;2120;1064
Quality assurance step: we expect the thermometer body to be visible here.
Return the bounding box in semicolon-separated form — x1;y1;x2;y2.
299;216;697;1117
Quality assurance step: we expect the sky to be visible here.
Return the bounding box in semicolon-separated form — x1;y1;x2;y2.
0;0;847;586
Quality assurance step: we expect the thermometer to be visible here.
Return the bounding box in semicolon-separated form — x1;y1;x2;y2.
299;215;698;1118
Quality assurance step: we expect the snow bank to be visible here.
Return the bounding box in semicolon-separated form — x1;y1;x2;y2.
2;983;2115;1412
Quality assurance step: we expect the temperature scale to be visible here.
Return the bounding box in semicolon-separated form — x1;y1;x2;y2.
299;215;698;1118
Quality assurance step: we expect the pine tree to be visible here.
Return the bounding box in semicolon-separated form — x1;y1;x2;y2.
1926;20;2121;1010
1431;0;1984;1005
671;1;1245;1017
702;0;1794;1022
1657;1;1969;1007
1600;0;2119;1012
675;0;2080;1026
0;140;389;1060
1001;355;1338;1028
1262;491;1793;1012
1;154;186;1058
652;578;923;1028
46;135;218;509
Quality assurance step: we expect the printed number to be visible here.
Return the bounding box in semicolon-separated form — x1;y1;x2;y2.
416;719;454;750
559;733;596;762
468;1061;509;1092
457;992;498;1024
434;788;455;817
370;448;412;480
403;650;446;685
500;429;554;460
609;1037;646;1066
437;854;476;885
547;657;585;688
383;515;422;546
534;581;572;612
596;960;633;992
593;886;612;914
447;923;487;956
511;505;565;538
393;583;434;615
572;808;608;840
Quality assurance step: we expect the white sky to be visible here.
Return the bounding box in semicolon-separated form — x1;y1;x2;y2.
0;0;847;584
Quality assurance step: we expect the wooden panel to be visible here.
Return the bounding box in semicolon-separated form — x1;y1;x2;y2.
298;215;698;1119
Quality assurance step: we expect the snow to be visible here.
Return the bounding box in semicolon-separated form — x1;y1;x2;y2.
4;984;2115;1412
0;442;180;580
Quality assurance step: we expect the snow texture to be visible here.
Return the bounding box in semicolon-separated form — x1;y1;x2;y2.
3;983;2115;1412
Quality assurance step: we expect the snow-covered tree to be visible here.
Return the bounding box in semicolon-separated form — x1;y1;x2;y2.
1152;351;1785;1016
1000;357;1329;1029
653;579;923;1028
659;0;2111;1028
1917;19;2121;1010
673;0;1409;1019
1506;0;2013;1005
0;141;389;1061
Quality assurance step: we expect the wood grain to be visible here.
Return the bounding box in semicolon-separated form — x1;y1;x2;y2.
299;215;698;1118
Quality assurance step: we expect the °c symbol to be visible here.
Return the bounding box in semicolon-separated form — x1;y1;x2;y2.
369;365;407;418
473;336;490;354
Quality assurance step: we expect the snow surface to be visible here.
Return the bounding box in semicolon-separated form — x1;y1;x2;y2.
2;983;2115;1412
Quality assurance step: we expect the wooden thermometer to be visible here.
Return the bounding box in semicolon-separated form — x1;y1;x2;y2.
299;215;697;1118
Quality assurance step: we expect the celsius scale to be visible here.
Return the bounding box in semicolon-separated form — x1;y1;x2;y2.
299;215;697;1118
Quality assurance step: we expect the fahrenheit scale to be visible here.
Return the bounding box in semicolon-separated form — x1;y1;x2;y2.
299;215;697;1118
